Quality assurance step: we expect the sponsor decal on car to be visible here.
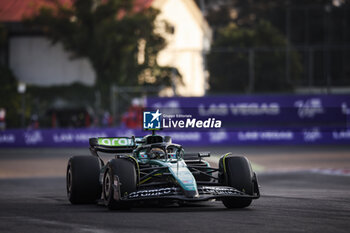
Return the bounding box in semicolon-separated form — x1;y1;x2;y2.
127;187;178;199
98;137;134;146
201;186;242;195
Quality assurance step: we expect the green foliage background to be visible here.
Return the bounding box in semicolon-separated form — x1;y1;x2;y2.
25;0;177;109
208;21;302;93
202;0;350;92
0;65;22;128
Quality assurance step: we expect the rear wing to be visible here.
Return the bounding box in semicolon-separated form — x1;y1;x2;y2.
89;137;143;153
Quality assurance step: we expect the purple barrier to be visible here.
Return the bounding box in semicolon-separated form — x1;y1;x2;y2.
0;94;349;147
146;94;350;130
0;128;142;148
0;127;350;148
159;129;349;145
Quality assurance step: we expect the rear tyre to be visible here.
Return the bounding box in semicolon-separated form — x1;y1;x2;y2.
66;156;101;204
103;159;137;210
219;155;254;208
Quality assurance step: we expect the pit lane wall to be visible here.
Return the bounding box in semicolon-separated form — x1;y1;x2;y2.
0;94;349;147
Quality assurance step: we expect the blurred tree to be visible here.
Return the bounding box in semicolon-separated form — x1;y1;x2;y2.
201;0;350;89
204;0;348;46
0;24;22;128
25;0;178;109
0;24;6;47
0;66;22;128
207;20;302;93
199;0;339;29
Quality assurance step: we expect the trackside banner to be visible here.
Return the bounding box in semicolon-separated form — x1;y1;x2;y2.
0;127;349;147
0;94;349;147
146;94;350;131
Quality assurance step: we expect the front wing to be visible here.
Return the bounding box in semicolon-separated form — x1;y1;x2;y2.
120;185;260;202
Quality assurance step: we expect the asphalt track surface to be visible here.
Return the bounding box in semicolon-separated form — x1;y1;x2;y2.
0;146;350;233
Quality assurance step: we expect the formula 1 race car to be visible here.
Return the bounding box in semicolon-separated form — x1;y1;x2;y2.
66;133;260;210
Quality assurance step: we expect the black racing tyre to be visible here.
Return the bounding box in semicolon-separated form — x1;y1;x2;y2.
103;159;137;210
219;155;254;208
66;156;102;204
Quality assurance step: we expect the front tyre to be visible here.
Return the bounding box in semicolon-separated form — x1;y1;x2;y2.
219;155;254;208
66;156;101;204
103;159;137;210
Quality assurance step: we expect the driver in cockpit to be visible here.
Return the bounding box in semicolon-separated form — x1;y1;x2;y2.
148;147;166;159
